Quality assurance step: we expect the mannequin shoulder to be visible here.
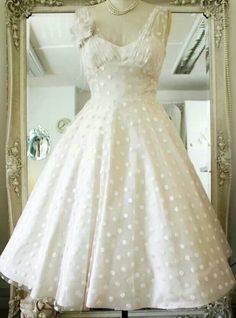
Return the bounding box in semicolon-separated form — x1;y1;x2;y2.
86;2;107;17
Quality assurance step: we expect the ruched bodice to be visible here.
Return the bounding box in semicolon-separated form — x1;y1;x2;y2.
70;4;171;95
89;63;158;102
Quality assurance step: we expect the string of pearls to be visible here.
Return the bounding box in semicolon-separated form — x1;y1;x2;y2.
106;0;140;15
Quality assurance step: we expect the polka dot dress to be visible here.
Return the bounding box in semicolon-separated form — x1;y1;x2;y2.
0;4;235;313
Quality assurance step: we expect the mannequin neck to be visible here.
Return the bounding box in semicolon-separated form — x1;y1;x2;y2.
108;0;141;11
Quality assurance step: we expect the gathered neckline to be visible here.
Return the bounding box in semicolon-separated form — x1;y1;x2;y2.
86;4;161;49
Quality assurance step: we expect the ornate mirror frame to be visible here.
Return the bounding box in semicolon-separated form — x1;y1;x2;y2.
4;0;233;317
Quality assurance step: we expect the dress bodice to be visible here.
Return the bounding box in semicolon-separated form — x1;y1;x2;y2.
70;5;171;101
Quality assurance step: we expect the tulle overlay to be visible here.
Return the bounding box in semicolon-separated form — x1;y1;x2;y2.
0;3;235;312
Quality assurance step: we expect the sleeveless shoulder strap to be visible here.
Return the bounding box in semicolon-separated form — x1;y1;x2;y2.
136;6;170;45
70;6;95;48
130;6;171;73
74;5;90;21
149;7;171;44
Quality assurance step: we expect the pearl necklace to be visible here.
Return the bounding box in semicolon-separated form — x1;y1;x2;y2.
106;0;140;15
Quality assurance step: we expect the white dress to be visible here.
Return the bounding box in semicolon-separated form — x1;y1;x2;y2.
0;4;235;313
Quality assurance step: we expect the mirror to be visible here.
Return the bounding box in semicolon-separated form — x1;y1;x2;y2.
4;0;233;317
26;11;211;198
27;126;51;161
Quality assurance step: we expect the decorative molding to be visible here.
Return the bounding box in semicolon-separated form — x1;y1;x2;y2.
20;295;58;318
5;0;229;49
5;0;64;49
170;0;229;47
216;131;232;187
8;289;21;318
85;0;105;5
205;294;233;317
6;139;22;197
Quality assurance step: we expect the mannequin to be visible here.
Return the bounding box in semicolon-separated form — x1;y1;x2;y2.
88;0;172;47
88;4;172;317
81;3;171;315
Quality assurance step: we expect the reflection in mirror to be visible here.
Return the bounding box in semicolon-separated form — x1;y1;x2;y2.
159;13;210;199
26;10;210;198
27;126;51;160
57;117;72;133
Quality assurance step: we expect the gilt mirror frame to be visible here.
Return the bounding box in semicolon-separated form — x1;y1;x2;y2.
4;0;233;317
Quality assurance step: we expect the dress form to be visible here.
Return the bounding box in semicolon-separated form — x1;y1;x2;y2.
88;0;172;47
88;2;172;315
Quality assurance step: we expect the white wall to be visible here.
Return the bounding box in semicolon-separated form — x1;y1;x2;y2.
184;100;211;199
27;86;75;192
158;90;209;102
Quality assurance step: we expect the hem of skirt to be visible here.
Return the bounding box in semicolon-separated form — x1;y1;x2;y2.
0;270;32;293
54;282;236;312
1;269;236;313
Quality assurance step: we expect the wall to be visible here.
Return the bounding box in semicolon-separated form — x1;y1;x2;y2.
27;86;75;191
0;0;236;308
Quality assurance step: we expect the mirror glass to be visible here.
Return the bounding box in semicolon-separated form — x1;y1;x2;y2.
26;11;210;199
27;126;51;160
